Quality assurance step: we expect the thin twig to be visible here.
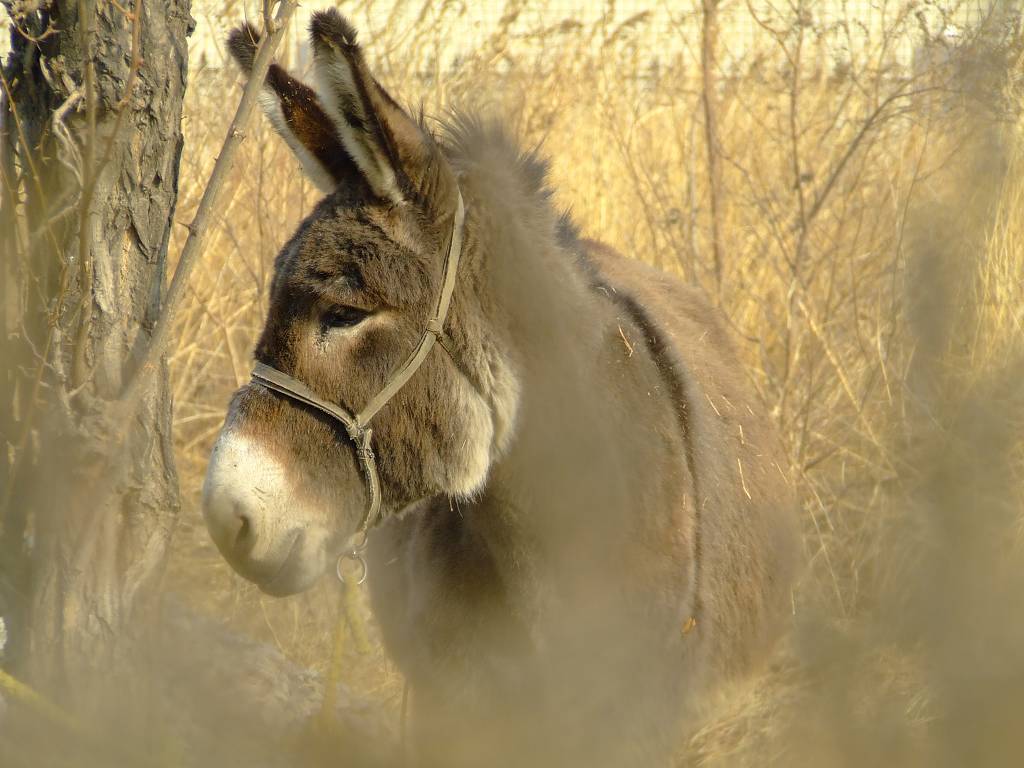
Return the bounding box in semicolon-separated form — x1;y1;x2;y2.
699;0;724;294
0;65;77;520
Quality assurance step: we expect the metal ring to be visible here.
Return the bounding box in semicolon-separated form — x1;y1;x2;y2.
336;551;368;585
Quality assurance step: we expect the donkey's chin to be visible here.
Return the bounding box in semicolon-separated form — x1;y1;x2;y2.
255;537;329;597
257;564;323;597
226;527;333;597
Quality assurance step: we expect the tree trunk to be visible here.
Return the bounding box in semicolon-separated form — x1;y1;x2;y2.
1;0;191;691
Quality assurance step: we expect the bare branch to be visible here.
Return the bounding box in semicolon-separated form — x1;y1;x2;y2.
700;0;724;294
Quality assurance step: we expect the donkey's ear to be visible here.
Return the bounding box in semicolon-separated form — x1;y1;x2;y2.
227;23;363;193
308;10;454;210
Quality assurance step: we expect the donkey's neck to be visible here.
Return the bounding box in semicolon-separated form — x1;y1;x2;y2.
474;237;686;590
445;129;688;591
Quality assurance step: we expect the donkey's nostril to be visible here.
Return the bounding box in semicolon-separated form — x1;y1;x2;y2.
202;431;292;572
233;508;255;553
202;486;261;559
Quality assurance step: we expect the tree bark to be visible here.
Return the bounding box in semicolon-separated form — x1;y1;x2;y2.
1;0;191;691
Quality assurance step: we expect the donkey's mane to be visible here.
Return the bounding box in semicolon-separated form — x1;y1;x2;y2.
439;111;583;249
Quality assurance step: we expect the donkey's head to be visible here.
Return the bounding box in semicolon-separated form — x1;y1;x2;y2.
202;11;519;595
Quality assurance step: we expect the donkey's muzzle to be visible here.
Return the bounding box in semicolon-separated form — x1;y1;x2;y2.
202;428;331;595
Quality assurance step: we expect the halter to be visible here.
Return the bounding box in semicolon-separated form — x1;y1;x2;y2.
250;191;466;584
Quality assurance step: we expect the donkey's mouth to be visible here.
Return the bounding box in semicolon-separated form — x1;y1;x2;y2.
224;528;329;597
256;528;343;597
257;530;308;596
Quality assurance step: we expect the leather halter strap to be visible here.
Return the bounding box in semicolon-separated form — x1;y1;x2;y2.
250;190;466;554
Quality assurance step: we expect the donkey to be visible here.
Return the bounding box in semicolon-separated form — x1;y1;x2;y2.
202;10;799;767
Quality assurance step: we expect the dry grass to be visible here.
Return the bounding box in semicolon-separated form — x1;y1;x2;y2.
164;1;1024;764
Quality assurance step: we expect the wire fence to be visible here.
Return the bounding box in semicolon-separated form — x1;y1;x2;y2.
175;0;1018;84
0;1;1012;66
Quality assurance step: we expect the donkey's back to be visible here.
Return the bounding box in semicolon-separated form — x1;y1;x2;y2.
583;240;800;682
367;238;801;766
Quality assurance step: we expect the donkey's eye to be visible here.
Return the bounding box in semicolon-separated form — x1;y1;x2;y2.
322;306;371;330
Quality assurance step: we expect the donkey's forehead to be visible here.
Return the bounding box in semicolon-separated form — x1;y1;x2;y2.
272;198;435;308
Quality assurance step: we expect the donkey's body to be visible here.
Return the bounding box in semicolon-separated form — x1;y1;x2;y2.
366;228;798;766
203;12;798;768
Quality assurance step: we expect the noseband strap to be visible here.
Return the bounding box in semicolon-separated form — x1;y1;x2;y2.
250;190;466;557
251;361;383;532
